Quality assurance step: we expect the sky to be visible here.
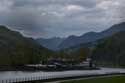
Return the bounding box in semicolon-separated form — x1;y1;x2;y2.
0;0;124;38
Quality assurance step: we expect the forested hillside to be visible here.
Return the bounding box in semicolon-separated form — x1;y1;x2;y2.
92;31;125;67
0;25;53;66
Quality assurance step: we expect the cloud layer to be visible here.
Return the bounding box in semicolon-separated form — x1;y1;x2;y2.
0;0;124;38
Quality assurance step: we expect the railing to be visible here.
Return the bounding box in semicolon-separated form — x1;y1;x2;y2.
0;76;46;83
0;70;123;83
0;73;94;83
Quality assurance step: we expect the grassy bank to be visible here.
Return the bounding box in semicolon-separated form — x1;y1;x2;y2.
61;75;125;83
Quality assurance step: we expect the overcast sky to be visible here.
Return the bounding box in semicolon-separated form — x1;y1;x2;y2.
0;0;124;38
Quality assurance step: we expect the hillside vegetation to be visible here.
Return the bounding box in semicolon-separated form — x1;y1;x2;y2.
92;31;125;67
0;25;53;66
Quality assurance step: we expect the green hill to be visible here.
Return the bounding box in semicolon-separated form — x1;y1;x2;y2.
0;25;53;66
92;31;125;67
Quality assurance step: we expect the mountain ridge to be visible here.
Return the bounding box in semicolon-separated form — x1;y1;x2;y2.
36;22;125;50
92;31;125;67
0;25;53;66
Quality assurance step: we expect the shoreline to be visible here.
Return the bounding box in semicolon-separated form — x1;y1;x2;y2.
0;66;99;72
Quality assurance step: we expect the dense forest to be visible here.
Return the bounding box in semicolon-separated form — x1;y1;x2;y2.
56;47;90;64
0;25;54;67
92;31;125;67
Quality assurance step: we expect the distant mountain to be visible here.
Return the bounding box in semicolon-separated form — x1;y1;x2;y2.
92;31;125;67
59;22;125;49
59;32;99;49
0;25;53;66
37;32;99;50
36;37;65;50
36;22;125;50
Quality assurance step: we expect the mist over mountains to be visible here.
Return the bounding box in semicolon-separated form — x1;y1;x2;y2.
36;22;125;50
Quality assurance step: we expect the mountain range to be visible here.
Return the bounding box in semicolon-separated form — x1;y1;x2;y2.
0;22;125;67
36;22;125;50
37;37;65;50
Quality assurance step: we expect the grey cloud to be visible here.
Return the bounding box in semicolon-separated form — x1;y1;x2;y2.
118;0;125;22
13;0;97;8
0;0;124;38
1;6;51;38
